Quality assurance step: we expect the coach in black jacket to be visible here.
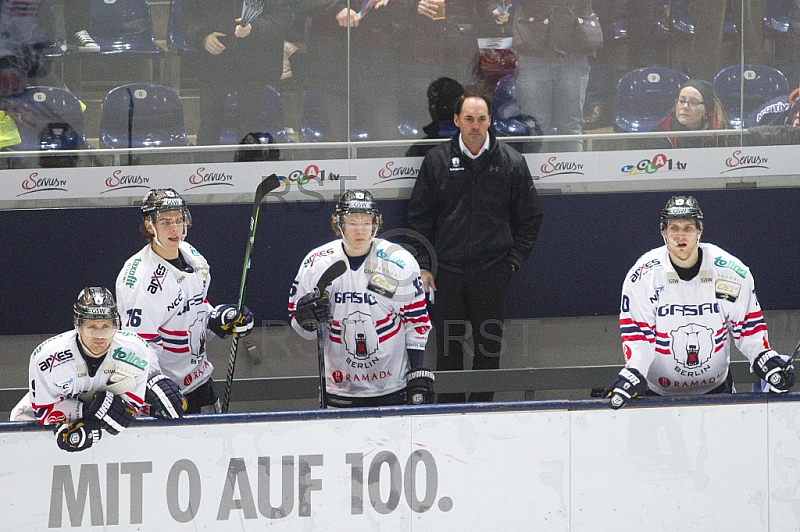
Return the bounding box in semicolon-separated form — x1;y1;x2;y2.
406;92;543;403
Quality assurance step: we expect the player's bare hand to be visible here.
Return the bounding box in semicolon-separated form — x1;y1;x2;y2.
203;32;227;54
420;270;436;295
375;0;390;9
336;8;360;27
234;18;252;38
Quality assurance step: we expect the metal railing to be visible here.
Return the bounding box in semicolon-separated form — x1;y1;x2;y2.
0;360;758;413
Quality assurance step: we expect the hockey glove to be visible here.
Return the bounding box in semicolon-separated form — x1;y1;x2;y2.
83;390;136;435
406;368;436;405
208;304;254;338
54;418;102;452
753;350;796;393
605;367;648;410
295;292;331;332
146;373;187;419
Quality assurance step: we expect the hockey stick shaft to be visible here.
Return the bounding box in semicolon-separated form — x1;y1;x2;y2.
315;260;348;409
221;174;281;412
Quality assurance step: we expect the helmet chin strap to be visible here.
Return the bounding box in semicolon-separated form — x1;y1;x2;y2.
148;218;184;253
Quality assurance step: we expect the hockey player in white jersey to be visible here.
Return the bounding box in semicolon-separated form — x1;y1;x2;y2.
12;287;186;452
288;190;434;407
606;196;795;409
116;189;253;413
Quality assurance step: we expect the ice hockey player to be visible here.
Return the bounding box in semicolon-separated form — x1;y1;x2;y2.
606;196;795;409
288;190;435;407
116;189;253;413
12;287;186;452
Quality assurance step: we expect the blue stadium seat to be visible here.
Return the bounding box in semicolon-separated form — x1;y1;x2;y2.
168;0;196;55
88;0;165;56
712;64;790;128
614;67;689;132
100;83;192;148
2;86;91;150
300;90;324;142
259;85;292;142
492;74;526;136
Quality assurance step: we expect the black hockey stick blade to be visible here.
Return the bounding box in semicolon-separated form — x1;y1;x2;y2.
315;260;347;297
222;174;281;412
315;260;347;409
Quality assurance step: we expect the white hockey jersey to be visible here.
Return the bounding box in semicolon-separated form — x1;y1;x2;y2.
620;242;771;395
23;329;153;425
288;238;431;398
116;241;214;394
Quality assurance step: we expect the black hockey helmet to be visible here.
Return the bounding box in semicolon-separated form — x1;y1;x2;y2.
141;188;192;228
74;287;120;327
334;190;382;226
660;195;704;232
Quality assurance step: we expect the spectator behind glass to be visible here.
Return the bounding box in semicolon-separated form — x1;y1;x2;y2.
406;76;464;157
180;0;294;145
492;0;598;152
63;0;100;52
296;0;405;142
644;79;730;149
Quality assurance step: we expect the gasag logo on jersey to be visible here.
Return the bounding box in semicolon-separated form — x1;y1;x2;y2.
304;248;335;268
620;153;687;176
376;161;419;184
629;259;661;282
148;264;167;294
185;167;235;190
532;156;585;180
713;256;748;278
657;302;720;316
17;172;68;196
279;164;340;186
101;169;151;193
39;349;75;372
334;292;378;305
721;150;769;173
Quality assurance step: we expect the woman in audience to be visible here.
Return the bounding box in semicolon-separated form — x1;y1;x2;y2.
646;79;730;149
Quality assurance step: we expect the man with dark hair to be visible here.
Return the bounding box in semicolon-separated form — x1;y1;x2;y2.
407;92;543;403
406;77;464;157
606;196;795;409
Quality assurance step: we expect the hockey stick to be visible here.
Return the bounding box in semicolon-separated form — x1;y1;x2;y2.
221;173;281;412
781;338;800;382
315;260;348;409
78;377;136;403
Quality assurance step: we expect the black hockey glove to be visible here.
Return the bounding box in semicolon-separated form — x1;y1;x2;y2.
753;350;796;393
406;368;436;405
208;304;254;338
83;390;136;435
54;418;102;452
605;367;648;410
295;292;331;332
146;373;187;419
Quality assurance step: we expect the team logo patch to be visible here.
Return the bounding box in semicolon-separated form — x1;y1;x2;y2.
342;311;379;360
670;323;714;369
367;273;398;298
715;279;741;302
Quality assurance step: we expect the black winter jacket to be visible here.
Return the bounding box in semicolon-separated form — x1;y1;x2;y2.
407;132;543;273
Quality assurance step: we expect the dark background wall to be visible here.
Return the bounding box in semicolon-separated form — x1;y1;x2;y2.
1;188;796;336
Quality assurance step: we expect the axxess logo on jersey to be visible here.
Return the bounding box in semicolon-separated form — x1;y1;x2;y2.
630;259;661;282
303;248;335;268
148;264;167;294
39;349;74;372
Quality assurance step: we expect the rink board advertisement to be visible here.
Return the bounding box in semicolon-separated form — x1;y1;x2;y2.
2;144;800;208
4;398;800;531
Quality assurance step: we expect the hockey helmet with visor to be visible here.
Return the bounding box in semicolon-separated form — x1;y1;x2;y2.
660;195;703;232
74;287;121;330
